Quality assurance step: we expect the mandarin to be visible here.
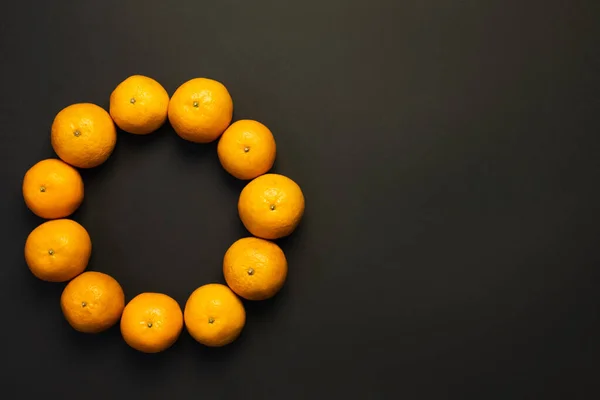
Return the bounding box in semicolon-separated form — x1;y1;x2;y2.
25;219;91;282
109;75;170;134
223;237;287;300
60;271;125;333
238;174;305;239
120;292;184;353
22;158;84;219
167;78;233;143
51;103;117;168
217;119;276;180
184;283;246;347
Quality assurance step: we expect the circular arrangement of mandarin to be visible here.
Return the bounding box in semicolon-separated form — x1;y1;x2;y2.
21;75;305;353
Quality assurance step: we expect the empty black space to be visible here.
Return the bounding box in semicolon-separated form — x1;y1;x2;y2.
1;0;599;398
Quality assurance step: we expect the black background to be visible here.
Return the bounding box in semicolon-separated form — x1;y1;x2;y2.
1;0;599;398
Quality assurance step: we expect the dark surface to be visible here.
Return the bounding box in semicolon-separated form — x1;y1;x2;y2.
1;0;599;398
